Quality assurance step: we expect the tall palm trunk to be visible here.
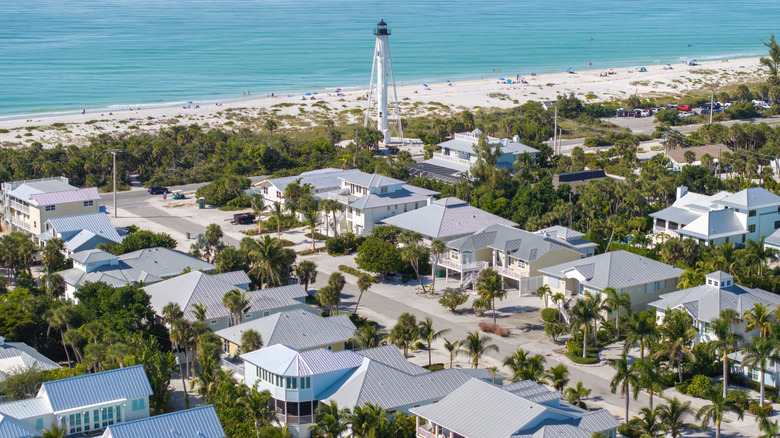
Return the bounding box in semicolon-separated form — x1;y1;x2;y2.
722;350;729;398
582;326;588;359
60;329;71;367
624;386;630;424
615;309;620;338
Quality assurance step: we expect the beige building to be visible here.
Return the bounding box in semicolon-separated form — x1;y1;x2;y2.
2;177;100;236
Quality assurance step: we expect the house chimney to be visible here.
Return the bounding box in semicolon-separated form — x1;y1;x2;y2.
513;135;520;143
676;186;688;200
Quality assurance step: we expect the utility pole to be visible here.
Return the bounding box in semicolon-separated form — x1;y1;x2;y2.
105;149;122;218
710;89;714;124
553;105;558;155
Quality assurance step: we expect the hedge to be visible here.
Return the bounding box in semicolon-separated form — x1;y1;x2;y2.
338;265;365;277
565;352;598;365
541;308;560;323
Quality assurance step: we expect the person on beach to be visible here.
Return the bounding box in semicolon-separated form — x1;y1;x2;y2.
82;109;85;114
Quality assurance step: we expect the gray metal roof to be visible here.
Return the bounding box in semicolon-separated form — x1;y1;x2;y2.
8;180;77;201
47;212;123;244
263;168;363;194
715;186;780;210
348;184;438;210
766;228;780;247
649;276;780;322
339;172;405;188
448;224;575;262
241;344;364;376
71;249;117;265
101;405;224;438
356;345;429;376
0;341;59;383
144;271;248;321
380;197;517;240
244;284;308;313
0;413;40;438
40;365;152;413
675;208;746;240
0;398;51;420
538;250;684;291
30;187;100;207
502;381;562;405
214;310;354;351
438;136;539;156
63;230;115;253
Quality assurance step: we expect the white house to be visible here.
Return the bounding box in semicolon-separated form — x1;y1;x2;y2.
408;130;539;182
58;247;215;301
410;378;620;438
650;185;780;246
241;344;492;438
327;172;438;236
538;250;683;314
101;405;225;438
0;365;152;436
39;212;123;255
0;337;59;387
249;168;364;210
649;271;780;344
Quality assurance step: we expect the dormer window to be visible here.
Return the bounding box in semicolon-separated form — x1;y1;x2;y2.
713;281;719;287
381;186;388;194
707;279;712;285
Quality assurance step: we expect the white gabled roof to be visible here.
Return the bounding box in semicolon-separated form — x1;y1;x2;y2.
715;186;780;210
676;208;745;240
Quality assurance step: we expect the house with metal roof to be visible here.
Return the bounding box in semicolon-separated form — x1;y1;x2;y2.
435;224;583;293
0;337;59;386
325;171;439;236
215;310;356;357
1;177;101;236
249;168;365;210
649;271;780;344
0;413;40;438
410;378;619;438
241;344;492;438
0;365;152;436
39;212;123;255
664;144;731;172
539;250;683;315
408;130;539;183
59;247;215;301
101;405;224;438
379;197;517;242
145;273;310;331
650;185;780;246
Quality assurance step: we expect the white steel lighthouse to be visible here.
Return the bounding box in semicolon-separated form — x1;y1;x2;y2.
365;19;403;146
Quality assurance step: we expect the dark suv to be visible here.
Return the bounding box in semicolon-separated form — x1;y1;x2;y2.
148;186;168;195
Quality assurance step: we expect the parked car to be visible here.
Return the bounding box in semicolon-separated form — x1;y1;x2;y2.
148;186;168;195
637;109;651;117
677;105;692;111
680;110;696;117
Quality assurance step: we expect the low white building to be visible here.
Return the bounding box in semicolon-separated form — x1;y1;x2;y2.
650;185;780;246
0;337;59;387
649;271;780;344
0;365;152;436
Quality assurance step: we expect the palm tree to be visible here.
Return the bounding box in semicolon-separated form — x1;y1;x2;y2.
517;355;546;383
744;302;772;339
633;358;665;410
459;331;498;369
476;268;507;324
316;286;340;317
628;407;664;437
743;336;780;407
309;402;348;438
399;231;429;293
170;318;194;379
162;302;184;326
545;363;570;392
564;381;591;409
536;284;552;309
250;194;266;233
659;397;695;438
40;425;66;438
389;313;419;358
443;338;462;368
241;329;264;353
608;352;640;424
624;310;659;360
429;239;446;292
601;287;631;338
190;302;208;322
347;403;389;438
240;386;273;438
696;385;744;438
418;317;450;366
570;295;599;358
759;416;780;438
710;312;744;398
319;199;342;238
294;260;318;292
745;238;777;276
222;289;250;326
503;348;531;376
349;324;387;350
354;274;376;314
303;208;319;251
656;309;697;383
247;235;287;288
45;303;74;366
710;242;739;276
270;202;285;239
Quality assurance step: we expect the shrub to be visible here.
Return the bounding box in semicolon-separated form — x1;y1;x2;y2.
401;273;412;283
262;215;302;234
326;233;364;256
297;248;323;256
278;239;295;247
686;375;713;398
478;322;511;337
565;352;599;365
195;175;251;206
617;424;642;438
541;308;560;323
226;193;252;208
749;403;773;417
423;363;445;372
306;231;328;240
338;265;364;277
438;288;469;313
412;341;425;350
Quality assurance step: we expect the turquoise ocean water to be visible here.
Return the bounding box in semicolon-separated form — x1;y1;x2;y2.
1;0;778;118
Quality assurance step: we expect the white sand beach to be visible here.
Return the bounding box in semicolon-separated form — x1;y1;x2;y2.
0;57;766;148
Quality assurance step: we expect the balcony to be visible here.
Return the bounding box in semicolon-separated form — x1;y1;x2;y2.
284;415;313;425
417;426;437;438
494;265;525;280
328;192;359;204
8;200;29;215
435;257;488;272
432;152;472;167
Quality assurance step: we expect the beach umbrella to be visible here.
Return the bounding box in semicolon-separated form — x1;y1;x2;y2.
499;78;505;81
187;101;193;104
423;84;429;87
312;92;318;95
335;88;341;91
305;93;312;96
446;80;451;83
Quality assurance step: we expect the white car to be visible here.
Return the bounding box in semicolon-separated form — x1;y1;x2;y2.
680;111;696;117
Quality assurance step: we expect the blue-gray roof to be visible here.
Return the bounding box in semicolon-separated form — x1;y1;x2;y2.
340;172;404;188
264;168;363;194
448;224;574;261
41;365;152;413
144;271;251;321
46;212;123;244
0;413;40;438
380;197;517;240
347;185;438;210
715;186;780;210
675;208;746;240
0;340;59;383
102;406;224;438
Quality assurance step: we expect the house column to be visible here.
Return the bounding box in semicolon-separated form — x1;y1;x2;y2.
445;268;449;283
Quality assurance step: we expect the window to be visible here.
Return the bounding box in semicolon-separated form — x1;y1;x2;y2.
37;418;44;430
775;221;780;230
748;224;756;233
132;400;138;411
749;210;756;217
83;200;94;207
355;209;361;217
742;234;746;243
381;186;388;193
45;205;56;212
263;311;270;317
210;320;218;325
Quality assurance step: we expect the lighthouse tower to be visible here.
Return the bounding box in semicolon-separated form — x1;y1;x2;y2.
365;19;403;146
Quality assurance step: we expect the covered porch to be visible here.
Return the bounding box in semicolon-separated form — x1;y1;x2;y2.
416;416;464;438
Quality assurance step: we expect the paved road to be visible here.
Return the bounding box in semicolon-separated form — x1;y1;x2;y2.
310;269;754;437
98;176;266;247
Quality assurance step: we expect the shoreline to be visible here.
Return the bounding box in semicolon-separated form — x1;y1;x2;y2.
0;57;766;147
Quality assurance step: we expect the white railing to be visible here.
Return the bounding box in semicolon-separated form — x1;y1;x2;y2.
328;192;358;204
9;215;31;232
495;265;525;280
435;258;488;272
432;152;472;167
8;200;29;215
417;426;437;438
